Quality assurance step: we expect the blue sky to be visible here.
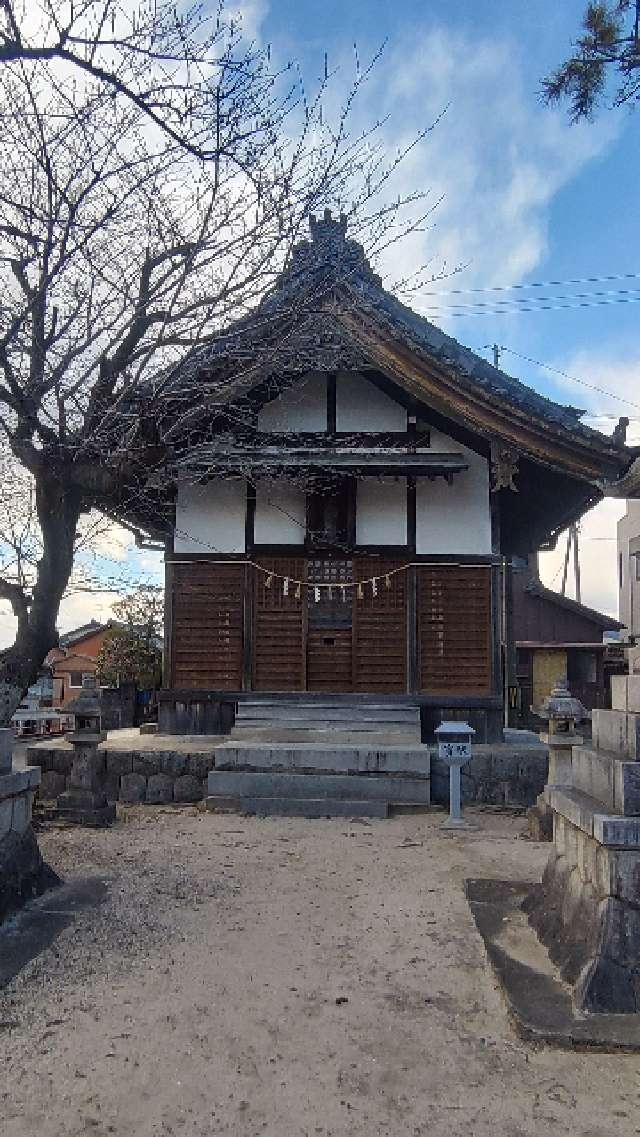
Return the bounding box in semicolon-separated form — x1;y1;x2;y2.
232;0;640;616
256;0;640;411
2;0;638;644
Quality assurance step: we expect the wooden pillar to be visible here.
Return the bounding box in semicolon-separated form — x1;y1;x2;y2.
163;538;174;688
502;558;517;727
407;565;418;693
242;563;254;692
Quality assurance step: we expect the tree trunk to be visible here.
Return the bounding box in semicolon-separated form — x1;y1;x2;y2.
0;474;81;726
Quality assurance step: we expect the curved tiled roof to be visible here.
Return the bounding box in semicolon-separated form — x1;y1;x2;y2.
161;211;632;476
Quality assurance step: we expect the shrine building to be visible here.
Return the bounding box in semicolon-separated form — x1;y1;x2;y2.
154;212;636;739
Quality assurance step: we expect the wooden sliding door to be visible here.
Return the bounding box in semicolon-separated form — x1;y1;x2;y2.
418;565;492;696
252;557;307;691
170;561;245;689
353;557;407;692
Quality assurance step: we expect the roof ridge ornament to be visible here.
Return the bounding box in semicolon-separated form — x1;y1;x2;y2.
281;208;381;288
309;208;349;245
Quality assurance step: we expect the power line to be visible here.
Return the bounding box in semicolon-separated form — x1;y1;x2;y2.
420;291;640;317
421;271;640;298
496;347;640;413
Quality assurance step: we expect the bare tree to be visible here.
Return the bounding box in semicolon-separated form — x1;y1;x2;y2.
0;9;435;722
0;0;280;161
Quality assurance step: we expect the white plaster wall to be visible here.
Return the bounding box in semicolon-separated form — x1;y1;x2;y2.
356;477;407;545
618;501;640;635
336;372;406;432
254;480;306;544
416;432;491;554
258;372;327;431
174;479;246;553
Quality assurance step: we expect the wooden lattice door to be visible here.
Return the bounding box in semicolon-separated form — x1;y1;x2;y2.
418;566;492;696
353;557;408;692
252;557;306;691
170;561;245;689
306;559;353;691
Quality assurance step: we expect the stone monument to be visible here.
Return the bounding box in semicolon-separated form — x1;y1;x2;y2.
525;661;640;1012
55;675;115;826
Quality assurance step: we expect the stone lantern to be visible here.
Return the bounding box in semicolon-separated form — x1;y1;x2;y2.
539;677;587;790
435;720;475;829
528;676;587;840
68;675;107;745
55;675;115;826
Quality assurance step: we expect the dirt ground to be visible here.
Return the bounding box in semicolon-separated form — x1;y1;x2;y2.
1;807;639;1137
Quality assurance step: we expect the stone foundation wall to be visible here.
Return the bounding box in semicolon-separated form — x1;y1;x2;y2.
0;764;49;922
32;747;215;805
525;812;640;1013
429;745;547;808
32;742;548;809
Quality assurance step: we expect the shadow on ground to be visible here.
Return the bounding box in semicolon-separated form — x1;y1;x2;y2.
0;875;108;991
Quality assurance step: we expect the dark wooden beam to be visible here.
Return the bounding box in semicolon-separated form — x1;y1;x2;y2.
163;539;174;688
407;476;416;553
245;481;256;551
327;372;337;435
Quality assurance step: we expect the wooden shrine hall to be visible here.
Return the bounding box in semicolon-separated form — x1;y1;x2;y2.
151;212;636;739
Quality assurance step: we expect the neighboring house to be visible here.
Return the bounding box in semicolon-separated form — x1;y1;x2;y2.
511;562;623;725
618;501;640;640
148;213;637;740
45;620;112;709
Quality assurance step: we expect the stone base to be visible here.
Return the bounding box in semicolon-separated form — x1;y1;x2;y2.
527;796;553;841
50;796;116;828
525;815;640;1013
53;805;115;827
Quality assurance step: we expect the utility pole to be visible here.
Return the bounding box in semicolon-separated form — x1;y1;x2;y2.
573;524;581;605
560;525;581;603
493;343;501;368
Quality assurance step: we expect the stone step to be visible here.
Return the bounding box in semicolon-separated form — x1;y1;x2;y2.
207;769;430;804
571;745;640;817
230;727;419;743
204;795;389;819
235;706;419;724
547;785;640;848
591;709;640;760
214;744;431;776
610;674;640;714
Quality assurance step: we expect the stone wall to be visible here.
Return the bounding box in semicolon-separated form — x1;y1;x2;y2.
32;741;548;809
526;810;640;1013
526;672;640;1013
429;745;548;808
32;746;215;805
1;729;49;921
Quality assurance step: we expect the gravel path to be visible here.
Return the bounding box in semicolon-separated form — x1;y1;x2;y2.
1;807;638;1137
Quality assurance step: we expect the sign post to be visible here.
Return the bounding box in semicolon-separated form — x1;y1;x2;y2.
435;721;476;829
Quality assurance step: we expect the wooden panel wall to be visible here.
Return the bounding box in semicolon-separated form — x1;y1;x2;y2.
171;561;245;689
253;557;306;691
418;566;492;696
353;557;407;692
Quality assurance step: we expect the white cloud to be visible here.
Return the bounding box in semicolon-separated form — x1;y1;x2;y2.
550;351;640;444
537;352;640;621
539;498;626;620
225;0;268;42
335;25;619;306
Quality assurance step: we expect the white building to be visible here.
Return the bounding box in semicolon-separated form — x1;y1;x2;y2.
618;501;640;638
